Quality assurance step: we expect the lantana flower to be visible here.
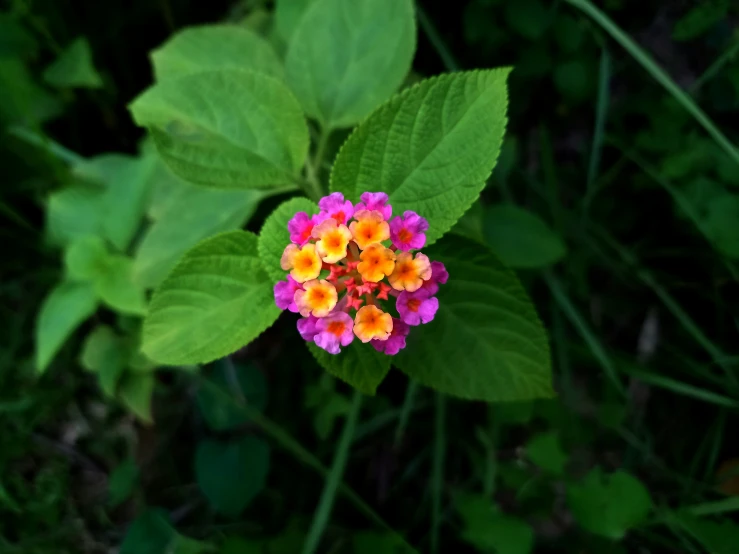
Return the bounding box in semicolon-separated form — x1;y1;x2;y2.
275;192;447;357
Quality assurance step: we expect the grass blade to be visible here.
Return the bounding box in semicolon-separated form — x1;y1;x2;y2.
394;380;419;449
686;497;739;517
587;47;611;193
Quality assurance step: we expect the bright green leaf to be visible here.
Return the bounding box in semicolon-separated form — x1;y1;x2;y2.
285;0;416;128
394;235;553;401
331;70;510;246
483;204;566;268
64;235;109;281
526;431;568;475
42;37;103;89
143;231;280;365
46;185;106;247
36;281;98;374
274;0;317;43
119;372;155;423
195;436;270;516
257;197;319;283
151;24;284;82
455;493;534;554
96;255;148;316
129;70;309;190
108;458;139;507
134;180;266;288
80;325;129;396
197;360;268;431
308;341;391;395
567;468;652;539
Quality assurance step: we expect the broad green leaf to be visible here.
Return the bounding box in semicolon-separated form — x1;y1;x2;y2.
120;509;213;554
455;493;534;554
566;468;652;539
258;197;318;283
36;281;98;374
308;341;390;395
129;70;309;190
671;512;739;554
64;235;109;281
119;372;155;423
151;25;284;82
285;0;415;128
450;201;485;244
274;0;317;43
197;360;268;431
0;13;38;58
134;182;265;289
700;193;739;259
96;255;148;315
195;437;270;516
0;59;62;125
483;204;566;268
673;0;728;41
80;325;129;396
42;37;102;89
394;235;553;401
143;231;280;365
331;70;510;246
108;458;139;507
46;185;106;247
526;431;567;475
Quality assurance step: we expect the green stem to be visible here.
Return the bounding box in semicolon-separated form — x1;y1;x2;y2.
302;390;363;554
417;5;459;71
393;380;419;449
8;126;85;166
690;35;739;94
586;47;610;194
431;392;446;554
304;128;332;202
564;0;739;168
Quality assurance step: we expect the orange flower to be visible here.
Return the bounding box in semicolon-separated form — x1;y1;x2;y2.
280;243;322;283
353;305;393;343
357;243;396;282
294;279;338;317
349;209;390;249
312;218;352;263
388;252;431;292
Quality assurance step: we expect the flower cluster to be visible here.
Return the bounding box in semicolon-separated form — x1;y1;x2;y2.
274;192;448;355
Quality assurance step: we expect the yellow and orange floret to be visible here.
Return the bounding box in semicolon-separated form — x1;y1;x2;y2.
273;192;448;356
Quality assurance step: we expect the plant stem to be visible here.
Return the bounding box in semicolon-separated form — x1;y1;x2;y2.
304;127;332;201
417;5;459;71
431;392;446;554
393;380;419;449
586;46;610;195
302;390;363;554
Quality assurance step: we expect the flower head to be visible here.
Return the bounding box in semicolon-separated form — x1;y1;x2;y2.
397;289;439;326
349;210;390;249
274;192;447;355
294;279;337;317
281;243;322;283
357;243;396;282
390;211;429;251
371;318;410;355
388;252;432;292
355;192;392;220
314;312;354;354
316;192;354;225
312;218;352;263
353;305;393;343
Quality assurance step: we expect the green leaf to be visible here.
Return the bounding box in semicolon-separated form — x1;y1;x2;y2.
394;235;553;402
304;374;352;439
526;431;567;475
352;532;410;554
450;201;485;244
455;493;534;554
64;235;109;281
119;372;155;423
220;538;263;554
46;185;106;247
308;341;391;395
36;281;98;374
285;0;416;128
257;197;319;283
96;255;148;316
331;70;510;246
108;457;139;507
195;437;270;516
134;180;266;288
151;24;284;82
80;325;129;396
566;468;652;539
197;360;268;431
143;231;280;365
671;512;739;554
554;59;593;102
120;509;213;554
274;0;317;43
700;193;739;259
0;59;62;125
42;37;102;89
483;204;566;268
672;0;728;41
129;70;308;190
505;0;551;40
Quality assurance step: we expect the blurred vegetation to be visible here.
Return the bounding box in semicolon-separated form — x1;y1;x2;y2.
1;0;739;552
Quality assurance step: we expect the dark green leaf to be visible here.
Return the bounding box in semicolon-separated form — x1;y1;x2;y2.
308;340;391;395
119;372;155;423
108;458;139;507
42;37;102;89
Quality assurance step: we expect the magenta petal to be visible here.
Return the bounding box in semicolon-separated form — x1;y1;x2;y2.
314;333;341;354
288;212;315;246
314;312;354;354
389;211;428;251
274;276;302;312
297;316;319;342
357;191;392;220
397;290;438;326
422;261;449;295
371;318;409;355
318;192;354;225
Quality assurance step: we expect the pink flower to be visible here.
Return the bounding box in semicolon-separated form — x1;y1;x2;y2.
396;289;438;326
288;212;316;246
421;261;449;295
314;312;354;354
371;318;410;355
274;275;302;312
316;192;354;225
355;191;392;220
390;211;428;251
297;315;319;342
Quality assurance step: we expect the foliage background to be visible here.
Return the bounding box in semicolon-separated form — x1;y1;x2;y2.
1;0;739;552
